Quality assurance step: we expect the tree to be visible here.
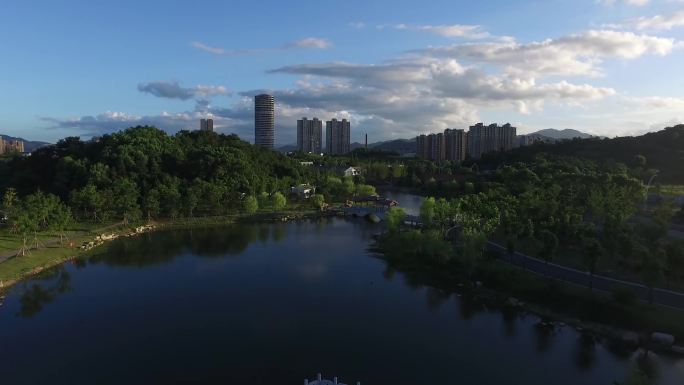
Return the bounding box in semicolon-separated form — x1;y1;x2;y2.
243;195;258;214
355;184;376;197
311;194;325;211
271;192;287;211
258;192;270;209
641;248;665;305
581;237;603;292
538;230;559;276
70;184;105;221
386;207;406;233
112;178;140;225
142;189;160;222
50;203;73;245
420;197;436;226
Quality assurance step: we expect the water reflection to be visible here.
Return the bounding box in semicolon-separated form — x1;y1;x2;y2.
534;322;555;353
17;267;71;318
574;334;598;371
88;224;285;267
425;287;450;313
500;308;518;337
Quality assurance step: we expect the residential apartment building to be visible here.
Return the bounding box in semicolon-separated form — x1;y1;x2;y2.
297;117;323;153
0;138;24;155
444;128;467;162
325;118;351;155
200;118;214;132
467;123;517;159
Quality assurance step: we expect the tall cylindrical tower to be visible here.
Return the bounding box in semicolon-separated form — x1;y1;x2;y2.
254;94;275;149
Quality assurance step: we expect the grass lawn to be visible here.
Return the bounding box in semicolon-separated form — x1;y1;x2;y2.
659;184;684;196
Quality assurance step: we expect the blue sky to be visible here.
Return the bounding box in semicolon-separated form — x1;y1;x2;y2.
1;0;683;144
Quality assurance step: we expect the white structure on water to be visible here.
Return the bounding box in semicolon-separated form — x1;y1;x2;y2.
304;373;360;385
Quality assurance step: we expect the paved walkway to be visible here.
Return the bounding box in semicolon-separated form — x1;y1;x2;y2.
487;242;684;309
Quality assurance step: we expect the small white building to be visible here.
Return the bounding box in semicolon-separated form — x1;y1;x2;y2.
291;184;316;198
344;167;360;177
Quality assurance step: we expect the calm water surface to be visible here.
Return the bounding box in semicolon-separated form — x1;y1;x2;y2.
1;193;683;384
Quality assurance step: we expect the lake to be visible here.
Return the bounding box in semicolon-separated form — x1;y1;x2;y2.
1;194;683;384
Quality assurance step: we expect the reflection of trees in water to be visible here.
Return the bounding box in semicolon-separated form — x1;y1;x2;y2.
382;265;396;281
17;267;71;318
457;295;483;321
88;225;279;267
633;350;660;383
533;323;555;353
425;287;451;312
500;308;518;337
573;334;597;371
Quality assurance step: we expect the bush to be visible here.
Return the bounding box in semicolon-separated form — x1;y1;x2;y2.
613;287;637;307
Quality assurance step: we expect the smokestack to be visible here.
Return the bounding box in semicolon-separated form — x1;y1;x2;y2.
365;133;368;150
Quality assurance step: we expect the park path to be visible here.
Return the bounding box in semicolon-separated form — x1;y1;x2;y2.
487;242;684;309
0;222;124;264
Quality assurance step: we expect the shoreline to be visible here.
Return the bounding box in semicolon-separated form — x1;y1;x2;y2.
371;238;684;356
0;209;329;294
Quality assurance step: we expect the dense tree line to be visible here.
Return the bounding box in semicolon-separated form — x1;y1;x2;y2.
384;155;684;293
0;126;312;225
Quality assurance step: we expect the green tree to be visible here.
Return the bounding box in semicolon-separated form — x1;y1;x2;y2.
112;178;140;225
420;197;436;226
142;189;160;222
538;230;559;276
50;203;73;245
243;195;259;214
641;248;665;305
386;207;406;233
258;192;271;209
271;192;287;211
355;184;376;197
311;194;325;211
581;237;603;292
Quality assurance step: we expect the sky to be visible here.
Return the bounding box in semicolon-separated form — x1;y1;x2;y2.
1;0;683;145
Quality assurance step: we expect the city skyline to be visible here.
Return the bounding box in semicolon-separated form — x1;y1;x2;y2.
2;0;684;145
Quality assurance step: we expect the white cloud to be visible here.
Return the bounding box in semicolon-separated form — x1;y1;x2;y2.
597;0;650;6
393;23;491;39
413;30;676;77
192;37;332;56
613;10;684;31
284;38;332;49
348;21;366;29
137;81;230;100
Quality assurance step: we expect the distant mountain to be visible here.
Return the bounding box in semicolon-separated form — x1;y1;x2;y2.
369;138;416;155
277;138;415;155
1;134;50;152
275;144;298;153
528;129;593;140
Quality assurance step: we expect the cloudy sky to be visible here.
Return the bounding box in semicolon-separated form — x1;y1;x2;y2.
1;0;683;145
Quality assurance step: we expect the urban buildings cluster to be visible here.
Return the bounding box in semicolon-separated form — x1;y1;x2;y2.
417;123;517;162
296;117;352;154
0;137;24;155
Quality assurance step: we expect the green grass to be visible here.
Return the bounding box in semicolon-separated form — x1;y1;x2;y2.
658;184;684;196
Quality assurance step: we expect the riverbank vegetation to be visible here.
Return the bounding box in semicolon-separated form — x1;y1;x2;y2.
0;126;383;286
375;153;684;341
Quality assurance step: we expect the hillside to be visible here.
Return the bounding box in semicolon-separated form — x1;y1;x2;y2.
528;129;593;140
480;125;684;183
1;134;50;152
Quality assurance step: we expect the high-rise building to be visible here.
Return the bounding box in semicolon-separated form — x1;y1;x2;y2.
430;133;445;162
200;118;214;132
325;118;350;155
297;117;323;153
467;123;516;159
444;128;467;162
0;138;24;155
254;94;275;148
416;134;430;159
